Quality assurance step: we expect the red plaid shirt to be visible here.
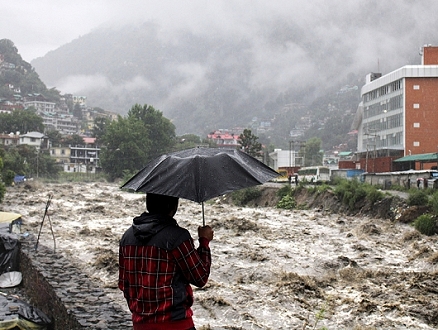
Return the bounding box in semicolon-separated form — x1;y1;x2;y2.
119;214;211;329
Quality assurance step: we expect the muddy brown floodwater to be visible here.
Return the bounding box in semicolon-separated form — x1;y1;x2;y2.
1;181;438;329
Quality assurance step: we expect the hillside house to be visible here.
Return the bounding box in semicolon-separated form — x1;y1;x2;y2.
19;132;49;150
66;137;101;173
0;133;19;147
207;129;242;148
50;146;71;165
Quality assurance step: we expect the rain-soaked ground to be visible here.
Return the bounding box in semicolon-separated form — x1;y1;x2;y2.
1;181;437;329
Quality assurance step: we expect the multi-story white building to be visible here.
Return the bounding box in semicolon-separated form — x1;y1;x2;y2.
67;137;101;173
351;45;438;172
42;113;79;135
23;100;56;114
269;149;302;170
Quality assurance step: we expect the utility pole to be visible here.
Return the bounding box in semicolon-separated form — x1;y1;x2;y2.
289;140;304;168
364;129;377;173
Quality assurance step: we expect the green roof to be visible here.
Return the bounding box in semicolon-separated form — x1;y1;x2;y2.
338;151;353;156
394;153;438;162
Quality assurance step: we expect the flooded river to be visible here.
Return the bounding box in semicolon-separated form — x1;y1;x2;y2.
1;181;437;329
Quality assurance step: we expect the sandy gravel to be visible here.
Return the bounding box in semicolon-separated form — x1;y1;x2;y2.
1;181;438;330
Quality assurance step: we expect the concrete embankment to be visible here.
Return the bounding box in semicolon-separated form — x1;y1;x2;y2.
17;235;132;329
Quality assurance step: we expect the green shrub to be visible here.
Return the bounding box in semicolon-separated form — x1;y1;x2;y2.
0;181;5;203
3;170;15;186
277;184;293;199
413;214;437;236
306;185;318;194
429;191;438;214
277;195;296;209
408;190;429;206
366;189;384;204
390;184;407;192
334;179;364;210
231;187;262;206
364;185;384;204
316;183;331;194
333;178;382;210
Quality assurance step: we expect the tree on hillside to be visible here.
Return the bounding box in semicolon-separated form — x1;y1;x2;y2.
128;104;176;160
0;39;20;64
100;104;176;181
303;137;323;166
44;87;61;103
73;103;83;120
173;134;216;151
0;155;5;203
0;109;44;134
1;145;59;180
0;39;54;99
92;117;110;143
45;130;63;147
239;129;262;157
1;147;28;180
64;134;86;147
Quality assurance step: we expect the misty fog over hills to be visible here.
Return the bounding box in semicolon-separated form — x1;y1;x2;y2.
31;1;438;141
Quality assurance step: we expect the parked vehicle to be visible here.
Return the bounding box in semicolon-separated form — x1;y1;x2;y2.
271;169;289;183
297;166;331;183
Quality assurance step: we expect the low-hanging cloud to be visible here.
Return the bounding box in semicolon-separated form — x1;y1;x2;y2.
12;0;438;134
57;74;153;94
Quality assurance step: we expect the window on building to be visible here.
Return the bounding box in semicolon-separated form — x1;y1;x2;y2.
413;85;420;90
413;141;420;147
413;122;420;128
389;95;402;111
387;132;403;147
379;85;389;96
390;79;402;91
413;103;420;109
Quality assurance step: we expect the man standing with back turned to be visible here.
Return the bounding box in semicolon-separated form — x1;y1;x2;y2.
119;193;214;330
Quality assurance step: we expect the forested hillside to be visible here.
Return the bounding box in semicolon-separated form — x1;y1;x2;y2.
0;39;59;103
31;22;364;150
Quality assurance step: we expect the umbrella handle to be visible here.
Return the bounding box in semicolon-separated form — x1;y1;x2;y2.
202;202;205;226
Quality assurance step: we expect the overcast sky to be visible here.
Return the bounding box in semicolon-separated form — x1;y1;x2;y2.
5;0;266;61
5;0;438;65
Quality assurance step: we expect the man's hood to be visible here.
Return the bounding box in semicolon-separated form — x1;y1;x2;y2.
131;212;177;242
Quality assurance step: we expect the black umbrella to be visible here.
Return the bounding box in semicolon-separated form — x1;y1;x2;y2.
122;147;279;225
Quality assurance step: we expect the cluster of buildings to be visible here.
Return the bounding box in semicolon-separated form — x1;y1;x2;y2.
1;53;117;136
0;55;117;174
4;46;438;179
1;92;117;136
207;129;243;148
0;132;101;174
271;45;438;180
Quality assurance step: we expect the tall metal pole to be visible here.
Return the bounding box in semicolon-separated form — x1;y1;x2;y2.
365;145;369;172
36;150;39;178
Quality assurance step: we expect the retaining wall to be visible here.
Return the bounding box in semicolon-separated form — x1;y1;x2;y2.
19;239;132;329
